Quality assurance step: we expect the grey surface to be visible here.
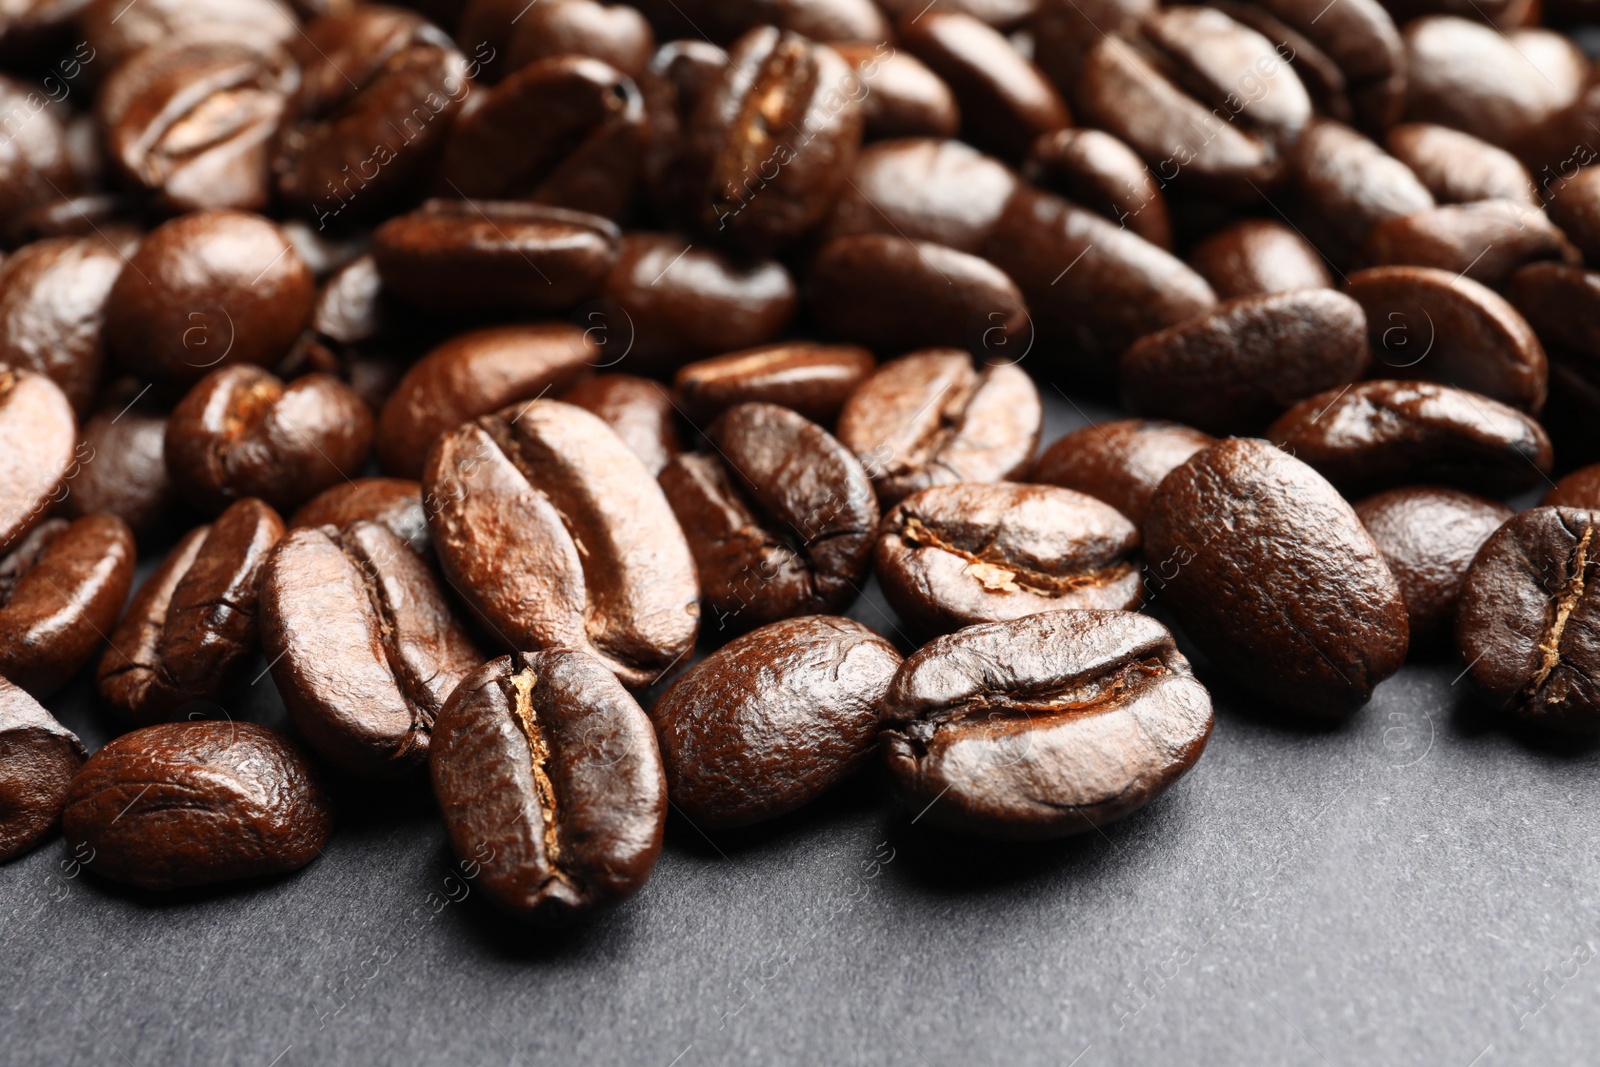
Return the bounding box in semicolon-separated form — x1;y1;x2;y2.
5;391;1598;1067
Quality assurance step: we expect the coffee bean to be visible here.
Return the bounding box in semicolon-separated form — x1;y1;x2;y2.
824;138;1020;256
1268;380;1553;495
878;0;1033;24
673;342;874;426
290;478;430;554
1354;486;1513;645
505;0;655;78
1363;200;1577;290
0;674;85;861
650;615;901;828
1546;165;1600;266
1120;289;1370;435
880;610;1213;838
832;43;959;141
1546;466;1600;509
638;39;728;222
836;349;1041;508
0;365;75;554
1023;128;1172;251
98;497;285;724
1032;0;1159;105
6;195;139;252
660;402;876;630
81;0;298;71
1347;265;1547;412
1508;262;1600;361
1145;437;1409;718
1031;418;1214;527
1290;119;1435;259
561;374;683;475
1187;219;1333;300
0;237;124;415
61;720;331;890
430;650;666;923
61;385;177;541
0;73;77;227
629;0;889;53
371;199;620;314
424;399;699;687
1456;507;1600;732
376;323;595;478
1385;122;1537;206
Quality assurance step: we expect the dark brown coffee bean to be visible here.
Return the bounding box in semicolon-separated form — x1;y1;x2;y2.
1354;485;1512;645
877;482;1141;636
1145;437;1409;718
880;610;1213;838
810;234;1030;360
630;0;889;51
0;237;123;416
5;195;140;252
81;0;298;71
1363;200;1577;290
836;349;1041;508
660;403;876;631
1032;0;1157;103
1385;122;1537;206
371;199;620;315
0;365;75;554
97;498;285;724
1187;219;1332;300
823;138;1021;255
424;400;699;687
638;39;728;222
0;73;77;227
833;43;959;141
1347;265;1547;413
165;365;373;515
1456;507;1600;732
104;210;315;386
0;515;135;698
1023;128;1171;251
1267;379;1553;495
1031;418;1214;527
61;386;176;540
1546;466;1600;509
290;477;429;554
1508;262;1600;361
61;720;331;890
878;0;1034;23
309;254;388;349
430;650;666;923
0;674;85;861
651;615;900;828
1290;119;1435;259
377;324;595;478
560;374;683;476
1121;289;1370;435
673;342;874;427
505;0;654;77
1546;165;1600;267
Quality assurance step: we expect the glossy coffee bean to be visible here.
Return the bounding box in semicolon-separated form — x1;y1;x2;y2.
660;403;876;631
372;199;620;314
836;350;1041;508
1546;466;1600;509
1187;219;1332;300
1031;418;1214;527
0;365;75;554
262;521;483;778
0;675;84;861
97;498;285;724
651;615;900;828
1385;123;1536;206
561;375;683;476
1456;507;1600;732
430;650;666;924
1290;119;1435;258
290;478;429;555
1363;200;1576;290
80;0;298;71
638;39;729;222
1546;166;1600;267
832;43;959;141
880;610;1213;839
824;138;1020;256
103;210;315;386
1146;437;1409;718
1023;128;1172;251
630;0;889;45
1268;380;1552;496
61;720;331;890
0;236;123;415
424;400;699;687
1121;289;1370;435
1508;263;1600;362
504;0;655;78
877;482;1141;637
61;386;176;540
1354;486;1513;645
673;343;874;427
878;0;1034;23
1347;265;1547;413
0;73;77;227
377;324;595;478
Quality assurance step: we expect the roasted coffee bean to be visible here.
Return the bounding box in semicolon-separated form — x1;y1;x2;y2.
561;374;682;476
1546;466;1600;509
439;55;647;220
651;615;900;828
1385;123;1537;206
876;482;1141;636
810;235;1030;359
1023;128;1172;251
878;0;1034;24
1031;418;1214;527
660;403;876;630
424;400;699;687
880;610;1213;838
824;138;1021;255
0;515;135;698
80;0;298;71
0;365;75;554
1354;486;1513;645
0;237;124;415
505;0;654;77
0;74;76;227
6;195;139;252
1268;379;1553;496
103;210;315;386
98;498;285;724
430;650;666;923
309;254;388;349
1290;119;1435;259
1145;437;1409;718
165;365;373;515
0;674;85;861
281;218;367;277
1456;507;1600;732
1363;200;1576;290
263;521;483;778
673;342;874;426
1509;263;1600;360
638;39;728;221
61;720;331;890
832;43;959;141
1347;265;1547;413
1546;166;1600;267
61;386;176;540
290;478;429;554
1187;219;1332;300
1120;289;1370;435
377;324;595;478
836;349;1041;508
633;0;889;44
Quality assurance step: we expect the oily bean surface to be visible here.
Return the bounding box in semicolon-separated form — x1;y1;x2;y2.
0;674;85;862
61;388;175;540
1362;200;1576;290
1186;219;1333;300
0;236;123;415
1023;128;1171;251
1546;466;1600;510
290;477;430;555
1031;418;1214;528
673;343;873;427
561;375;683;476
1384;123;1536;206
0;366;75;553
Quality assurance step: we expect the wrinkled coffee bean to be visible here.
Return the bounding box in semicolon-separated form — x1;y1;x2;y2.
0;674;85;862
290;477;429;555
651;615;900;828
880;610;1213;838
1187;219;1332;299
1023;127;1172;251
1145;437;1409;718
561;374;682;475
0;236;124;415
673;342;874;426
1290;119;1435;259
0;365;75;553
833;43;959;141
61;720;331;890
1385;123;1536;206
1546;466;1600;509
1363;200;1576;290
61;386;177;540
1031;418;1214;527
430;650;666;923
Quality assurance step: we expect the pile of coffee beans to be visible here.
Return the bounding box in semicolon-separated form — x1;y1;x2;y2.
0;0;1597;927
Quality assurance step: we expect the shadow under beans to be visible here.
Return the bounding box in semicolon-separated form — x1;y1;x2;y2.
1447;685;1600;760
63;846;329;911
664;763;893;860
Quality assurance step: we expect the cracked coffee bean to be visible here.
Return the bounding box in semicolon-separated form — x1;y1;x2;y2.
0;673;86;862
